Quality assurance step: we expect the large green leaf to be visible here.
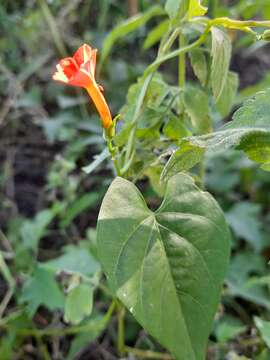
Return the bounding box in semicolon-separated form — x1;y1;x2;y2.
97;173;231;360
162;89;270;181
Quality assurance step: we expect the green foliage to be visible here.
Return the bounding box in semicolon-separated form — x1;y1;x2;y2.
216;71;239;117
215;315;246;343
64;283;93;325
101;5;164;65
211;27;232;101
226;202;266;252
97;173;231;359
188;0;208;19
165;0;185;20
43;242;101;276
183;85;211;133
143;19;170;49
189;49;208;87
20;266;65;316
254;317;270;349
162;88;270;180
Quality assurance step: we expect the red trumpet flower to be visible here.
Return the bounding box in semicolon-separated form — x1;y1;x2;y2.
53;44;112;129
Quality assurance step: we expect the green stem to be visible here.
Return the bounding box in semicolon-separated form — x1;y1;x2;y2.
145;23;212;76
198;159;205;189
161;28;182;55
117;302;126;356
0;251;15;318
178;33;186;90
125;346;173;360
123;73;153;173
1;300;116;337
209;0;218;18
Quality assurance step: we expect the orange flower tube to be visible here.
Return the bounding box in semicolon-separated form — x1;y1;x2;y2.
52;44;112;129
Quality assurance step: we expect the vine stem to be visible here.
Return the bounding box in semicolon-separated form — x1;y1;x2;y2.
125;346;173;360
178;33;186;90
117;301;126;356
0;300;116;337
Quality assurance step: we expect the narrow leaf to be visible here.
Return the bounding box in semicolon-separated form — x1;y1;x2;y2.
216;71;239;117
101;6;164;65
211;27;232;101
82;148;110;174
189;49;208;87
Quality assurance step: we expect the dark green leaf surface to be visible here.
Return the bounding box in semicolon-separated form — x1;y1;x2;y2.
97;173;231;359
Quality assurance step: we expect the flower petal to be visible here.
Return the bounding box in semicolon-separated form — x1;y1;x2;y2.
52;70;69;83
73;44;93;66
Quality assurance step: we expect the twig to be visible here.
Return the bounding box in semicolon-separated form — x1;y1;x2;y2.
125;346;173;360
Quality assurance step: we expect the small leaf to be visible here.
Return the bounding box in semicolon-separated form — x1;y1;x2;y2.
161;141;205;182
165;0;184;20
82;148;110;174
215;315;246;343
43;242;100;276
189;49;208;87
20;205;62;251
64;283;93;325
211;27;232;101
188;0;208;19
20;266;64;316
97;173;231;360
226;202;266;252
254;317;270;348
163;114;191;140
226;252;270;309
216;71;239;117
101;6;164;65
183;85;211;134
60;192;101;228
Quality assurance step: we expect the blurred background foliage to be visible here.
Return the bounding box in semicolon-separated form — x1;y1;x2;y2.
0;0;270;359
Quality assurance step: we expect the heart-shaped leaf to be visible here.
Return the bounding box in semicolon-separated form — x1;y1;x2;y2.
97;173;231;359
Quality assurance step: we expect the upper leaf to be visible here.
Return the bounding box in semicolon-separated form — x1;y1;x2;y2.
162;89;270;181
211;27;232;102
97;173;231;360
